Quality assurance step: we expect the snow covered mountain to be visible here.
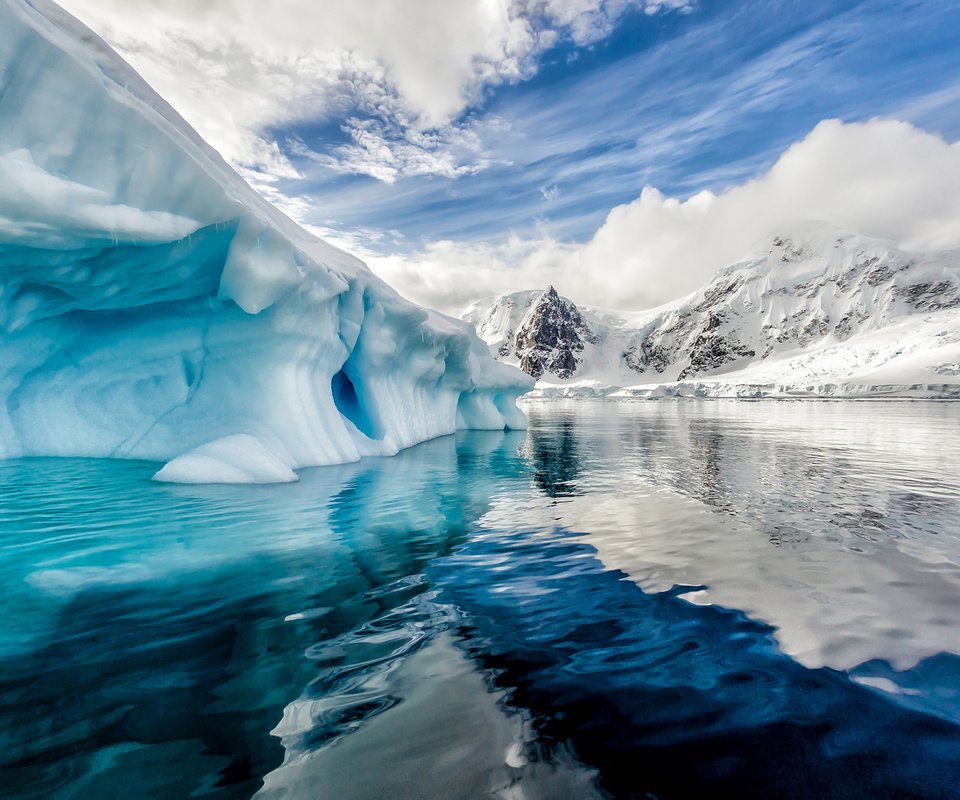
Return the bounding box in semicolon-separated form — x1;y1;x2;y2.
463;223;960;398
466;286;600;379
0;0;530;483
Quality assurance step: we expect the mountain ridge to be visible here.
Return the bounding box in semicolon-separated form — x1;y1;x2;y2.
462;223;960;398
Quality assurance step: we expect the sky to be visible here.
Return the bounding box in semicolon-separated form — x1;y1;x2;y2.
58;0;960;313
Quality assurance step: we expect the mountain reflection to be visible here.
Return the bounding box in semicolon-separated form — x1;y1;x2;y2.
522;414;582;497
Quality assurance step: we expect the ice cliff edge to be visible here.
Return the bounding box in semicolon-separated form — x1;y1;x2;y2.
0;0;532;482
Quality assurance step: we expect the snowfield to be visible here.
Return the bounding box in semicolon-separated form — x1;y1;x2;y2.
465;222;960;399
0;0;531;483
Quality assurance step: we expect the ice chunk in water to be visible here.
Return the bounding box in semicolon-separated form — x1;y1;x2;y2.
153;434;298;484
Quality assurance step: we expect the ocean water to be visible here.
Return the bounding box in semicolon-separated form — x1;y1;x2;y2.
2;400;960;799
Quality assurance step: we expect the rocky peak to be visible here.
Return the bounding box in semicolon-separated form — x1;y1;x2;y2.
514;286;599;379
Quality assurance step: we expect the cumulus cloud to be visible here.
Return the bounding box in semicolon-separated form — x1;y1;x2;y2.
57;0;690;182
362;119;960;313
366;235;578;313
57;0;532;175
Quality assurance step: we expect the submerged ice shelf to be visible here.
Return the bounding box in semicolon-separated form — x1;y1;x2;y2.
0;0;531;483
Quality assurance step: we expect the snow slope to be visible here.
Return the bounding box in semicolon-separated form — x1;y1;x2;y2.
0;0;531;482
464;223;960;398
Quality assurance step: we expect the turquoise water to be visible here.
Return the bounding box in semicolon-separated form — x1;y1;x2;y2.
2;400;960;798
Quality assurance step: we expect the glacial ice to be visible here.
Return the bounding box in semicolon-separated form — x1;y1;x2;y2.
0;0;531;482
153;435;299;484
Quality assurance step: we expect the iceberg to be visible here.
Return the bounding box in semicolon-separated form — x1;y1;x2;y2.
0;0;531;482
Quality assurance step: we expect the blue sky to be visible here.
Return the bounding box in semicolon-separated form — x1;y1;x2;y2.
60;0;960;310
271;0;960;251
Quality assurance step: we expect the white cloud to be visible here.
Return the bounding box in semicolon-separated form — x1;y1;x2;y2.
57;0;691;181
56;0;540;176
534;0;691;44
361;119;960;314
293;117;497;184
365;235;578;314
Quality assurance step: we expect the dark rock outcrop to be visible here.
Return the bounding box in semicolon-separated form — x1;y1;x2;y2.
514;287;598;379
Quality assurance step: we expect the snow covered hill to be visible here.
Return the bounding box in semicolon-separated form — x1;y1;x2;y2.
0;0;530;482
463;223;960;398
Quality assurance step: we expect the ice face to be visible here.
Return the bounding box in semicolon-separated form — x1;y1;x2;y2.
0;1;532;482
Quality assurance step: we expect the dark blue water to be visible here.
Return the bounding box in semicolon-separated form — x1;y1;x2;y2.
2;400;960;799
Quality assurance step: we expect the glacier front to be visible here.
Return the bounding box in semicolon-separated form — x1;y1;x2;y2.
0;0;531;482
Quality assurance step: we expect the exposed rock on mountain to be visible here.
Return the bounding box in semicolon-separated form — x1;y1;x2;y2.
464;286;599;379
515;287;600;378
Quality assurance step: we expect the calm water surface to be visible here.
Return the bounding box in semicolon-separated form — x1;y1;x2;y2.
2;400;960;799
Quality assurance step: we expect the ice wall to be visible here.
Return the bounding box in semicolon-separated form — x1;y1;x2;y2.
0;0;531;482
